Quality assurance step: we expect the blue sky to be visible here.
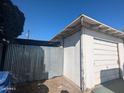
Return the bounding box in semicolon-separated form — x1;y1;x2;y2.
11;0;124;40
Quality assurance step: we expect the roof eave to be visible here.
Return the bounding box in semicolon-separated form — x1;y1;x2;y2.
51;14;124;41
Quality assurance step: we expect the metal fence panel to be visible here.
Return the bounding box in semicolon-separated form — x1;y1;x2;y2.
4;44;63;83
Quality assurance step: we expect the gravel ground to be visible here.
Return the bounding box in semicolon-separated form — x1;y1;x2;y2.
13;76;83;93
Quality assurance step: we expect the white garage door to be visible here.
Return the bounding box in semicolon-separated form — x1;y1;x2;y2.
94;38;120;84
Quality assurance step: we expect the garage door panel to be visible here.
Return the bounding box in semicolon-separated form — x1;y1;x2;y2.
95;65;119;73
94;39;117;47
94;44;117;51
96;75;119;83
94;55;118;61
95;71;119;83
95;68;119;76
96;74;119;84
94;39;119;84
94;54;118;56
94;61;118;66
102;74;119;80
95;73;119;79
94;50;118;55
96;72;119;80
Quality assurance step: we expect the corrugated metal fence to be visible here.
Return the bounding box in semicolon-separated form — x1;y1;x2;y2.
4;44;63;83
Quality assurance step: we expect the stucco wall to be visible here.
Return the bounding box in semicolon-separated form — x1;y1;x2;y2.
63;31;81;87
61;26;124;90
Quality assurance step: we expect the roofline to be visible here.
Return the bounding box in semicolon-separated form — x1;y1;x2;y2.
51;14;124;41
10;38;61;47
61;15;82;32
82;14;123;34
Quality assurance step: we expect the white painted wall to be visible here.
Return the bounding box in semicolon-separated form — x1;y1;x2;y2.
62;26;124;90
81;28;95;89
118;43;124;79
63;31;81;87
82;27;124;89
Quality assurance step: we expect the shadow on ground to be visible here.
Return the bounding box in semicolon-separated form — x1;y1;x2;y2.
13;80;49;93
92;79;124;93
61;90;69;93
12;76;82;93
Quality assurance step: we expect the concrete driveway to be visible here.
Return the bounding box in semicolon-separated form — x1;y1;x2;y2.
92;79;124;93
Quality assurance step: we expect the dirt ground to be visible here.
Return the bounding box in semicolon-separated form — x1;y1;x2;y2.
13;76;83;93
14;77;124;93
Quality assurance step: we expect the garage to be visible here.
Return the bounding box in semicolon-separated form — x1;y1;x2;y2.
93;38;120;84
52;14;124;90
